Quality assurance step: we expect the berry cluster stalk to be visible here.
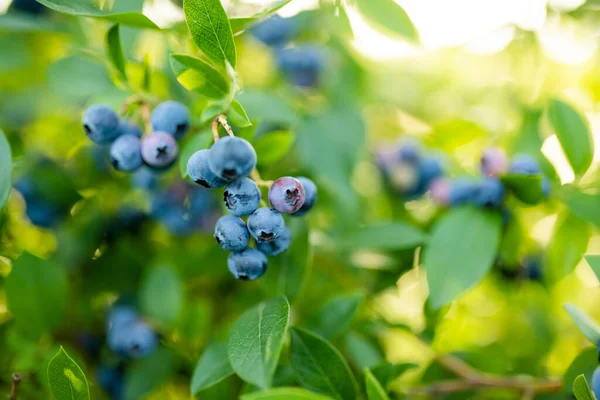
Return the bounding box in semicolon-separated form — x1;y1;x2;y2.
8;373;21;400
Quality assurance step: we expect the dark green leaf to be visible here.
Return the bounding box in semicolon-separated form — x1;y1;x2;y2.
241;387;334;400
229;100;252;127
345;222;426;250
573;374;595;400
308;293;364;340
47;347;90;400
547;213;591;283
228;296;290;389
262;218;312;302
0;130;11;212
253;130;294;166
423;207;502;309
344;332;383;370
565;188;600;230
370;362;416;389
365;369;390;400
229;0;292;34
184;0;237;68
501;174;544;205
565;304;600;345
36;0;160;29
139;266;184;327
5;253;68;337
124;348;177;400
191;341;234;395
106;24;127;81
142;54;151;91
290;328;358;400
548;99;593;176
170;54;230;99
180;131;213;178
355;0;418;42
585;255;600;281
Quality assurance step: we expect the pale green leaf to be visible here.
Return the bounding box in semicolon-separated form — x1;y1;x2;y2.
0;129;11;212
47;347;90;400
191;341;234;395
241;387;335;400
170;53;229;99
365;369;390;400
564;303;600;346
573;374;595;400
355;0;418;42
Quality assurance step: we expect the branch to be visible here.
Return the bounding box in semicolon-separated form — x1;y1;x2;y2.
8;373;21;400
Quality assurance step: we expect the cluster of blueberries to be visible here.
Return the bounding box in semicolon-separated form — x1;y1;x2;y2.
186;135;317;280
377;141;551;208
82;101;190;172
252;15;325;88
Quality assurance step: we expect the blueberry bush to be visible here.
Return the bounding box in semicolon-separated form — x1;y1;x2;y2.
2;0;600;399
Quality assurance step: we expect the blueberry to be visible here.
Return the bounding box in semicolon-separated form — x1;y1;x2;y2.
118;320;158;358
293;177;317;216
480;147;507;177
592;366;600;398
208;136;257;180
107;306;138;331
522;254;543;281
275;46;325;87
151;101;190;139
82;104;120;144
97;365;124;400
187;149;229;188
130;167;158;190
227;248;268;281
257;227;291;256
417;156;444;190
542;177;551;198
141;131;179;169
214;215;250;251
247;207;285;243
224;178;261;216
158;207;194;236
473;177;505;207
118;119;142;138
448;178;479;206
269;177;305;214
25;199;61;228
398;141;421;164
14;177;35;200
429;178;451;205
251;15;296;47
110;134;143;172
509;154;541;175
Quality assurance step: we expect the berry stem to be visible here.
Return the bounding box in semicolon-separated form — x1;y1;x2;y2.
8;373;21;400
250;170;273;188
140;103;152;135
216;115;235;137
211;119;220;142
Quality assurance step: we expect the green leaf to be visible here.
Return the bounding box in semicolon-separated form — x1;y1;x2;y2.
345;222;426;250
565;188;600;230
563;348;598;391
47;347;90;400
564;304;600;345
573;374;595;400
142;54;151;92
370;362;416;388
228;296;290;389
36;0;160;29
241;387;335;400
585;255;600;281
106;24;127;81
307;293;364;340
191;341;234;395
365;369;390;400
253;131;294;166
5;253;68;337
180;131;213;178
355;0;418;42
184;0;237;68
290;328;358;400
201;101;228;123
423;207;502;309
548;99;593;176
139;265;184;327
124;348;177;400
229;100;252;127
170;54;230;99
262;218;312;302
0;12;64;32
547;213;591;283
501;174;544;205
344;332;383;370
229;0;292;34
236;90;299;126
0;130;12;212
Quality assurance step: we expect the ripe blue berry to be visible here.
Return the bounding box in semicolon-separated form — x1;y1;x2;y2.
257;227;291;256
151;101;190;139
417;156;444;191
224;178;261;216
110;134;143;172
118;320;158;358
592;365;600;399
187;149;229;188
269;176;305;214
251;15;296;47
208;136;257;180
448;178;479;206
247;207;285;243
118;119;142;138
275;45;325;87
131;167;158;190
214;215;250;251
473;178;505;207
25;199;61;228
509;154;541;174
228;248;268;281
158;207;195;236
82;104;120;144
141;131;179;169
107;306;138;330
293;177;317;216
480;148;507;177
398;141;421;163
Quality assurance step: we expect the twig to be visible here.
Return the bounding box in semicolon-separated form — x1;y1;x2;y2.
250;169;273;188
8;373;21;400
211;119;220;142
216;115;234;137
